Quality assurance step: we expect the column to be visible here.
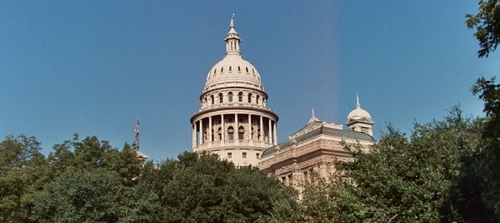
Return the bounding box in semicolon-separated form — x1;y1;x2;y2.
200;119;204;145
221;114;225;144
268;118;272;144
247;114;251;141
273;121;277;145
192;122;196;148
235;113;239;144
259;116;263;142
208;116;212;144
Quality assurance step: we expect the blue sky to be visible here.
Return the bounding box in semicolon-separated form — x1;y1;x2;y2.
1;1;498;161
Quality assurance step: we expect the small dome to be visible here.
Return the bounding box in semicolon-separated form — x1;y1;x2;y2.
347;95;372;121
348;107;372;120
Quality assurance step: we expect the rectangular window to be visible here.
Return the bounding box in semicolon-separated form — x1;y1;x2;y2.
242;152;247;158
227;152;232;159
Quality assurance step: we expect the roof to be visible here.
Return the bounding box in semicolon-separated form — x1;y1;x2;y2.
261;120;375;158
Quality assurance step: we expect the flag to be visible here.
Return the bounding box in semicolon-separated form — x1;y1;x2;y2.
134;119;140;141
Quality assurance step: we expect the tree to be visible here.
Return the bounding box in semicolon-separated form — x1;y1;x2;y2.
470;78;500;220
467;1;500;219
301;109;483;222
0;135;48;223
31;168;124;223
466;0;500;57
138;152;298;223
47;134;143;184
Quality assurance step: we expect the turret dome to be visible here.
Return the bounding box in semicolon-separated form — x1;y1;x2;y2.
347;95;372;121
346;95;374;136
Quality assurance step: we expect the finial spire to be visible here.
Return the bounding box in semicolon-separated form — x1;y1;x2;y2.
356;94;361;108
308;108;319;123
230;13;235;28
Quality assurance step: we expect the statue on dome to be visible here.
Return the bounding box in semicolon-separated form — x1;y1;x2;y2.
230;13;235;28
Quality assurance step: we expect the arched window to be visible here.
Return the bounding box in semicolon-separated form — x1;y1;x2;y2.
256;95;260;105
229;66;232;72
211;95;214;105
238;92;243;102
228;92;233;102
219;93;223;103
228;127;234;140
238;66;241;72
221;67;224;72
214;69;217;74
248;93;252;103
238;127;244;140
246;67;249;72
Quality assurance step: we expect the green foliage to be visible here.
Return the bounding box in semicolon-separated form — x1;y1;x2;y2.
47;135;143;184
139;152;298;223
301;108;483;222
0;135;47;223
31;168;123;223
466;0;500;57
469;77;500;220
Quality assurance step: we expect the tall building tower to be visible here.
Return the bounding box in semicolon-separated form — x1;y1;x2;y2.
190;16;279;167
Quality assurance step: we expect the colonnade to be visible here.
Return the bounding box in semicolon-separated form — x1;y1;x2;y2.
192;113;277;149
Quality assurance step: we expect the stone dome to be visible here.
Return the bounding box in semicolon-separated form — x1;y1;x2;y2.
204;54;262;92
203;15;263;93
347;95;372;121
348;107;372;120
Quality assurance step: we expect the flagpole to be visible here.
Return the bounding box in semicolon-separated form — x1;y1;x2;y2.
135;118;140;149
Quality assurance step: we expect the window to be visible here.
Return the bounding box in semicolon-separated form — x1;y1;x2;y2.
256;153;260;159
214;69;216;74
211;95;214;105
228;92;233;102
246;67;249;72
228;152;232;159
229;66;232;72
238;127;244;140
248;93;252;103
242;152;247;158
238;66;241;72
219;93;223;103
228;127;234;140
238;92;243;102
221;67;224;72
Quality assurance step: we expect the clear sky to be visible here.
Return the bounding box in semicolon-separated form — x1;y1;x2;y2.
1;1;498;162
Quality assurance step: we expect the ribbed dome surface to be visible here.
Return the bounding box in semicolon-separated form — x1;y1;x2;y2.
348;107;372;120
204;54;262;92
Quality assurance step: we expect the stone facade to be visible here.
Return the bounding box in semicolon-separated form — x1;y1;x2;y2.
190;16;278;167
258;113;374;192
191;16;375;179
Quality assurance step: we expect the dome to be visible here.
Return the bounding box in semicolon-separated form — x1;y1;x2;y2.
348;107;372;120
347;95;372;121
203;15;263;93
204;54;262;92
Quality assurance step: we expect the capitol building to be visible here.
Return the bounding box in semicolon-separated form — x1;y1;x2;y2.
190;16;374;185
